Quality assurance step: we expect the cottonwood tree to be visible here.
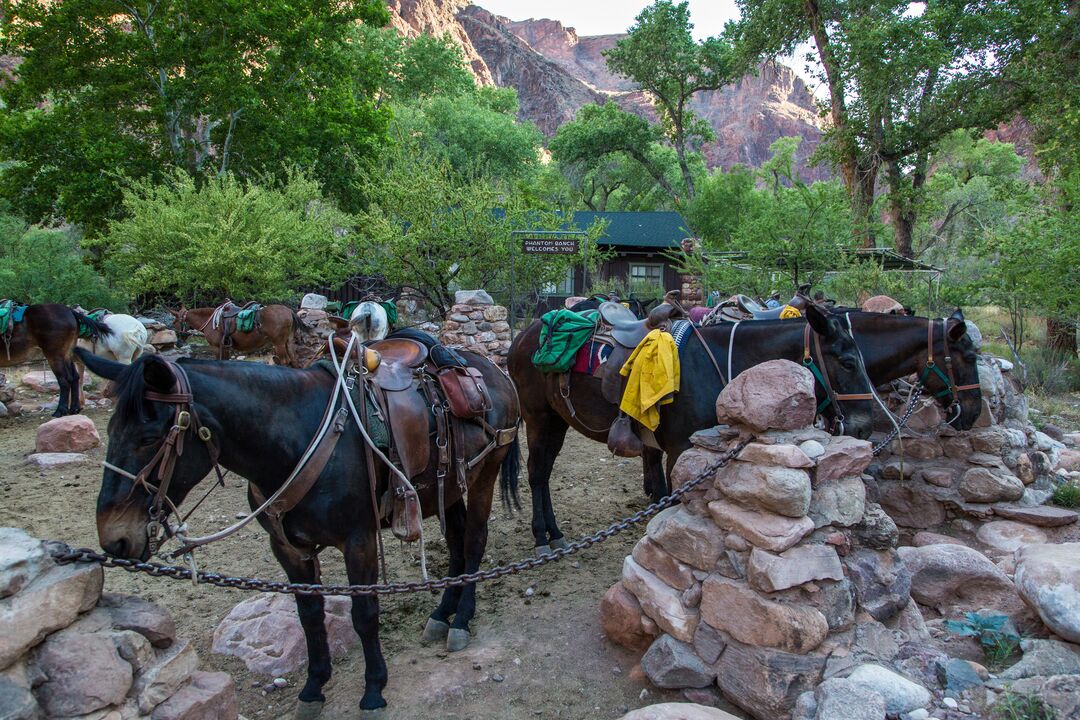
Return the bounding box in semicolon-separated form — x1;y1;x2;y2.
731;0;1047;254
0;0;390;229
603;0;735;200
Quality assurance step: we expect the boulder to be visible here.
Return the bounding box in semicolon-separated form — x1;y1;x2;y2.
919;467;955;487
992;503;1078;527
134;639;198;713
0;676;38;720
640;635;714;689
1014;543;1080;643
299;293;328;310
211;593;358;676
0;562;103;669
815;436;874;483
149;329;179;348
633;538;696;591
622;557;699;643
718;462;812;518
617;703;742;720
715;360;816;432
646;507;727;570
671;447;725;491
808;475;865;528
844;548;911;622
100;593;176;648
24;452;89;468
454;289;494;305
958;467;1024;503
34;631;133;716
747;545;844;593
700;576;828;654
735;443;814;468
34;415;101;454
975;521;1048;553
21;370;59;393
852;504;899;550
0;528;46;599
813;677;887;720
799;440;826;460
707;500;815;553
600;582;659;650
150;670;238;720
846;664;930;715
888;437;942;460
897;544;1021;614
692;622;727;665
912;531;966;547
715;640;825;720
1057;448;1080;472
998;675;1080;720
999;638;1080;680
877;481;947;529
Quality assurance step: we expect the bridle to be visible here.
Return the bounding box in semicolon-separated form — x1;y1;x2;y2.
920;317;981;425
802;323;873;435
102;362;224;556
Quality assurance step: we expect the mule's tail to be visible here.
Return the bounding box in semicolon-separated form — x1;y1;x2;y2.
290;307;311;341
71;309;113;339
500;429;522;513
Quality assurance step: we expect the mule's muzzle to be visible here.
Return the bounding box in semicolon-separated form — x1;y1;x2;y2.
97;501;153;561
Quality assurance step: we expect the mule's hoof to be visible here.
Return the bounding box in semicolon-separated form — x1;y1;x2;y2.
534;545;551;558
549;536;569;550
359;708;386;718
294;700;324;720
447;628;471;652
422;617;450;643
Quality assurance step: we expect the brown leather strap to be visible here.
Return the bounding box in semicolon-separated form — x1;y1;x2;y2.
558;372;612;434
812;328;872;403
691;325;727;385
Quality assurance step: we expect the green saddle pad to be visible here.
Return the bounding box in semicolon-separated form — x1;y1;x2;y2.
532;308;599;373
235;305;260;333
77;309;109;339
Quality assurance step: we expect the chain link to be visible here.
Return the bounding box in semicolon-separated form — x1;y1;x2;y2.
49;442;747;597
871;382;924;456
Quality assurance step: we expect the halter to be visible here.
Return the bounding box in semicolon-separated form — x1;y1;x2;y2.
802;324;873;433
919;318;981;424
102;362;223;556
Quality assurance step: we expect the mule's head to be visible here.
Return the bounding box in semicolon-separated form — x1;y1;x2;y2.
805;304;874;440
937;309;982;430
350;301;389;344
77;349;217;560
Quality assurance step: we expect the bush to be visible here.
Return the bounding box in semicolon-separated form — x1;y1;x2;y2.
1052;480;1080;509
993;690;1056;720
1020;347;1080;395
0;213;128;308
96;169;354;304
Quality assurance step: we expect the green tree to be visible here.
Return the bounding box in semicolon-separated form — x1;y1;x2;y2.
731;0;1047;254
0;0;390;229
363;28;476;103
97;170;354;303
603;0;735;200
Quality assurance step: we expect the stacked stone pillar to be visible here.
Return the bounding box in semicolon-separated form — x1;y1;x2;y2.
438;290;512;369
602;360;922;720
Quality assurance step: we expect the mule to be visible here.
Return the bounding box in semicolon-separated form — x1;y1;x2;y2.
0;303;110;416
80;341;520;716
74;313;152;404
170;303;308;367
348;301;390;343
508;303;874;552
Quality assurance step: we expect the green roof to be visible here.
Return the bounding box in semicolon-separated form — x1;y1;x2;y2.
571;211;691;249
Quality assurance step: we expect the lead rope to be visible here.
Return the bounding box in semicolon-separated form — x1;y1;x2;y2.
726;321;739;385
845;313;904;455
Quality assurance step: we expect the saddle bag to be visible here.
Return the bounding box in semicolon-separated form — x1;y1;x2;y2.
391;482;423;543
437;366;492;419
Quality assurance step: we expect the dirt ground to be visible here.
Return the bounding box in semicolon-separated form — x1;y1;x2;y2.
0;359;748;720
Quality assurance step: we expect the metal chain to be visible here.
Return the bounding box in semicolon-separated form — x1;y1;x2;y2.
871;382;924;456
49;442;747;597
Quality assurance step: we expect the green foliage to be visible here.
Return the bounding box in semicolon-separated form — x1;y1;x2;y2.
96;170;353;303
993;690;1056;720
1052;479;1080;509
0;0;391;229
0;214;127;308
604;0;734;199
945;612;1021;669
355;142;605;313
361;27;476;102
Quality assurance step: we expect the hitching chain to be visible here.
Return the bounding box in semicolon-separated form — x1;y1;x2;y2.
870;381;925;456
49;442;747;597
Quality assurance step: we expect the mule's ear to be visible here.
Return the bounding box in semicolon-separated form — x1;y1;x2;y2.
948;317;968;342
143;356;176;393
805;302;830;335
75;347;125;381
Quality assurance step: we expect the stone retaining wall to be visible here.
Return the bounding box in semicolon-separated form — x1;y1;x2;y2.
438;290;512;369
0;529;238;720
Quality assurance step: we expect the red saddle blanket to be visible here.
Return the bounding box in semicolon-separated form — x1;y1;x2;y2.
572;339;614;375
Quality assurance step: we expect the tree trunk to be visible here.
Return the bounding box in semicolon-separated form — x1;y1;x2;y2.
851;160;880;248
1046;317;1078;358
675;141;695;201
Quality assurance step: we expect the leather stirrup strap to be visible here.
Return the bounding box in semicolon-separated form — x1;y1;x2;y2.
691;325;727;386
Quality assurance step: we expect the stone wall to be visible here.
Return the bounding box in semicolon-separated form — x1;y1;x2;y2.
0;528;238;720
438;290;512;369
0;371;16;418
603;360;926;720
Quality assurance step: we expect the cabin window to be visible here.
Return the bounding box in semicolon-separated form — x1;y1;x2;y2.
629;263;664;295
542;267;575;296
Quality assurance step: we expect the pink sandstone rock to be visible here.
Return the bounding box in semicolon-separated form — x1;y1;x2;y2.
622;556;699;643
715;360;816;432
700;576;828;654
34;415;101;454
600;582;658;650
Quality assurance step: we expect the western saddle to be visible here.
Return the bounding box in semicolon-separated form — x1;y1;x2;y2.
211;300;262;354
712;286;813;323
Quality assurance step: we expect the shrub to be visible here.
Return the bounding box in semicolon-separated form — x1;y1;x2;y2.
0;214;128;308
945;612;1021;670
993;690;1056;720
1052;480;1080;509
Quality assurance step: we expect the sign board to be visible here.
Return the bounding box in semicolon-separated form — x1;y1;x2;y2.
521;236;580;254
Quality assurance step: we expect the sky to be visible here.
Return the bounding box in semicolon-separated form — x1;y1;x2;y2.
477;0;742;39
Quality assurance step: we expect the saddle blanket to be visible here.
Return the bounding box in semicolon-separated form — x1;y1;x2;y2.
0;301;28;329
572;339;614;375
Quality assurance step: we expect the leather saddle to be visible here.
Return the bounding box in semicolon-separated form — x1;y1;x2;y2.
717;291;812;322
599;301;683;348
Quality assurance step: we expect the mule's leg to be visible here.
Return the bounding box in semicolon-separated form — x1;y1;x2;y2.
268;540;333;716
642;447;668;502
343;534;388;712
525;414;569;551
446;462;499;652
423;500;466;644
46;355;73;416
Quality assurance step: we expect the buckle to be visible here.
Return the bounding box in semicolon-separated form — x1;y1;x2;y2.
198;427;212;442
176;411;191;431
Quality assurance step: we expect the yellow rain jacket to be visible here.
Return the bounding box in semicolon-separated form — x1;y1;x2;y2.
618;329;680;431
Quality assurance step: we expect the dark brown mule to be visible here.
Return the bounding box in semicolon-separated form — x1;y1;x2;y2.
170;303;307;367
1;303;110;416
79;341;520;716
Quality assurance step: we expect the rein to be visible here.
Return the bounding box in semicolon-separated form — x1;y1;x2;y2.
802;324;873;433
921;318;981;418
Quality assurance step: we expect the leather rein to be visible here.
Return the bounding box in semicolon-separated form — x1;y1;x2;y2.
921;317;981;424
801;323;874;434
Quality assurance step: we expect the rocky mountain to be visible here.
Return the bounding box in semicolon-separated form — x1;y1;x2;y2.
387;1;827;177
